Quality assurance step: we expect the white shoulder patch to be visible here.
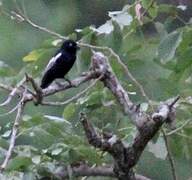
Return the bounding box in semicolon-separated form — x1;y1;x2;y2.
44;52;62;72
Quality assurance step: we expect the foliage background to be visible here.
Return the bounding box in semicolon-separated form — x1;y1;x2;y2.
0;0;192;179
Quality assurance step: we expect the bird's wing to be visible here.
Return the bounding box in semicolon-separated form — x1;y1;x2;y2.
44;52;62;72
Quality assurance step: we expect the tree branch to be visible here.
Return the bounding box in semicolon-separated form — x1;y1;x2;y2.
80;113;151;180
0;50;179;179
41;75;103;106
41;163;150;180
79;52;179;180
0;89;27;170
0;78;25;107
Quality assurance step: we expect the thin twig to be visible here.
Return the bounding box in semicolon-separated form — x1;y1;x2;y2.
0;78;25;107
20;85;36;97
13;0;23;15
25;74;41;94
176;15;190;26
141;0;155;17
175;132;192;140
123;29;135;40
168;95;180;109
25;73;42;105
0;89;26;170
0;83;13;92
0;104;20;117
162;129;177;180
13;9;67;40
166;119;191;136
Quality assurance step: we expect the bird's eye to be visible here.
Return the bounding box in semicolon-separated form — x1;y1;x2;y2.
69;43;73;47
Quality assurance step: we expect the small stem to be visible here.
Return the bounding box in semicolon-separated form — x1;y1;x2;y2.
162;129;177;180
166;118;191;136
25;73;42;105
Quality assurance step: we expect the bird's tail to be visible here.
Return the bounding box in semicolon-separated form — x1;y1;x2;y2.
40;73;54;89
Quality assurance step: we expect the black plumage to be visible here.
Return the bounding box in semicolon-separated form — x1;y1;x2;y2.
40;40;79;89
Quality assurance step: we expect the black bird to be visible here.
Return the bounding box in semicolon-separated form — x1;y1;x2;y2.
40;40;79;89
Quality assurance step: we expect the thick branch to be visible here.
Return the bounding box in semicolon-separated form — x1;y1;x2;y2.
14;70;100;104
91;52;145;127
41;75;103;106
125;97;179;169
80;112;113;150
80;113;151;180
41;164;149;180
55;165;115;179
81;52;179;180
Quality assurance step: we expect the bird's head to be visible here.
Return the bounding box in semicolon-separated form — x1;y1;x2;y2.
61;40;80;53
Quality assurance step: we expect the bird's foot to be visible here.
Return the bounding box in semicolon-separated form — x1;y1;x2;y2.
64;78;76;87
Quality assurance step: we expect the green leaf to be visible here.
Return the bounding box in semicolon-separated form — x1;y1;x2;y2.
178;27;192;53
157;31;182;64
175;47;192;73
7;156;32;171
155;22;168;38
23;172;36;180
51;148;63;156
32;155;41;164
142;0;158;18
91;20;114;34
63;103;76;120
23;49;45;62
0;137;9;149
16;127;56;149
77;145;102;164
158;4;177;14
0;61;13;77
62;134;84;147
84;91;103;108
148;137;167;159
1;130;11;138
68;148;82;163
140;103;149;112
40;38;62;48
44;115;71;125
108;5;133;29
141;0;151;9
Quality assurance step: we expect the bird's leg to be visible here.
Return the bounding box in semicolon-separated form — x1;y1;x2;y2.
64;77;76;87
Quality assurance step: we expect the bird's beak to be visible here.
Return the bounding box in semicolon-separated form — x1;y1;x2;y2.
77;46;80;50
